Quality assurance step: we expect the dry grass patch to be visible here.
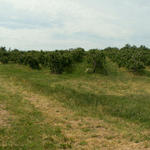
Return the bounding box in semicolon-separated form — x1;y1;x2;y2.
0;104;11;128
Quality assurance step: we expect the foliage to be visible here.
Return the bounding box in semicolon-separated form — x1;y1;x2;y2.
104;44;148;73
0;47;9;64
24;56;40;69
86;49;106;73
0;56;9;64
1;44;150;74
0;46;7;53
48;51;73;74
70;47;85;62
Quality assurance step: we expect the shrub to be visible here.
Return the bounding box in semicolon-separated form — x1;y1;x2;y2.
24;56;40;69
86;49;106;74
127;59;145;72
70;48;85;62
48;51;73;74
0;47;7;53
104;45;147;73
16;55;25;65
0;56;8;64
126;53;145;73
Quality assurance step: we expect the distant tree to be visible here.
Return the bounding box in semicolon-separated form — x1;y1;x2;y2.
86;49;106;74
0;56;8;64
48;51;73;74
70;48;85;62
24;56;40;69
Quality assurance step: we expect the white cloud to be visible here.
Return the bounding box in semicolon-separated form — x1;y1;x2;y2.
0;0;150;49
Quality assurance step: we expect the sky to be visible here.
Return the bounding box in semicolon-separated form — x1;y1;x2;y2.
0;0;150;50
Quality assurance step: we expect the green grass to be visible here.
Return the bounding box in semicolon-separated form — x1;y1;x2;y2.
0;81;72;150
0;61;150;150
1;64;150;126
1;63;150;145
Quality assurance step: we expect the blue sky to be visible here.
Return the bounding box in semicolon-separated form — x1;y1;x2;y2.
0;0;150;50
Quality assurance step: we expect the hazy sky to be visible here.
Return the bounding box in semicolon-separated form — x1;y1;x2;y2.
0;0;150;50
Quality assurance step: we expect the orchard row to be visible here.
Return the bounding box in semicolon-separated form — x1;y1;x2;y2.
0;44;150;74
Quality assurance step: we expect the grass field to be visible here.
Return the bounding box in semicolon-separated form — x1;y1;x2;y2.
1;63;150;149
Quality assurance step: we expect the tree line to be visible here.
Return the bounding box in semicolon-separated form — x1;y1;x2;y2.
0;44;150;74
104;44;150;73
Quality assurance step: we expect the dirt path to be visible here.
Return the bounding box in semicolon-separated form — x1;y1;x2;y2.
0;77;149;150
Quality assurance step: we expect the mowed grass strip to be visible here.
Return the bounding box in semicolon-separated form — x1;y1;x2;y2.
0;84;72;150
